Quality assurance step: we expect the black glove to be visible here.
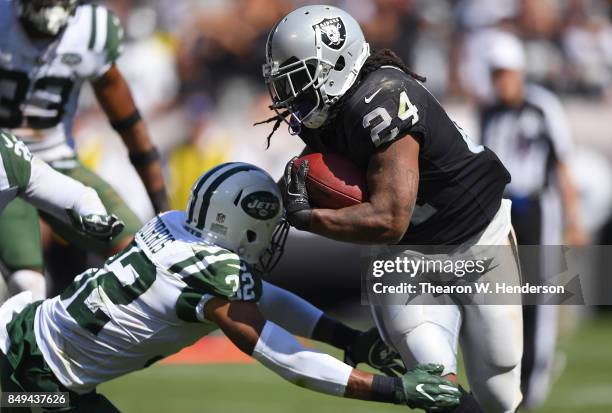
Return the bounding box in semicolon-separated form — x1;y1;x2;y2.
283;157;312;230
344;327;407;376
68;210;125;241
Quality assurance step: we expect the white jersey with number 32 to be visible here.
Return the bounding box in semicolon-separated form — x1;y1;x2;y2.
33;211;261;394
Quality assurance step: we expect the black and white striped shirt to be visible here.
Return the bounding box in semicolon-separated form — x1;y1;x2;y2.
480;84;572;198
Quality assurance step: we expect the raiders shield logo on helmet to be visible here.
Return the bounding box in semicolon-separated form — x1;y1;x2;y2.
313;17;346;50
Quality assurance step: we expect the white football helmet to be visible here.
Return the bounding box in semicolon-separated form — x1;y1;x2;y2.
185;163;287;271
263;5;370;129
15;0;79;36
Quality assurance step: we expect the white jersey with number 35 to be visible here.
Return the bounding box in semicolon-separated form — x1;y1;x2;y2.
0;0;123;161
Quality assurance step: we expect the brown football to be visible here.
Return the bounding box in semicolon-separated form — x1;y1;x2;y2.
293;152;368;209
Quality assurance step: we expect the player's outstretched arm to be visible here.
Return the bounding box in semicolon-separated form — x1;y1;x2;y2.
259;281;405;375
205;297;460;411
92;64;169;213
0;130;123;240
25;158;124;241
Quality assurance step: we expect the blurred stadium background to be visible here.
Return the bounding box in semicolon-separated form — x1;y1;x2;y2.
43;0;612;411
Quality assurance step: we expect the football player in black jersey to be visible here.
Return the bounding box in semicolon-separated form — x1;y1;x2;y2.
259;5;523;413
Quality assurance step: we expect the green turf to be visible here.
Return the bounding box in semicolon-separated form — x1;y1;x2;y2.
99;316;612;413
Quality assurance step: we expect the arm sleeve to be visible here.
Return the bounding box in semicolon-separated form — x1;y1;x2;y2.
258;281;323;338
252;321;353;397
23;158;108;220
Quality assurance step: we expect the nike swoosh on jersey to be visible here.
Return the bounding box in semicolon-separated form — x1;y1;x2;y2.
364;88;382;103
416;384;435;401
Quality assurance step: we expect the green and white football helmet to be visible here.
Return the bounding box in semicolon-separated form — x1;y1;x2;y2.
185;162;288;272
263;4;370;129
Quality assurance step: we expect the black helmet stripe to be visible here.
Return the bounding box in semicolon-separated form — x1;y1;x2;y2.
187;162;230;223
195;164;259;230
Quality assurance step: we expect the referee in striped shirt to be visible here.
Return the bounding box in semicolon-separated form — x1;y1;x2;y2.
479;33;588;410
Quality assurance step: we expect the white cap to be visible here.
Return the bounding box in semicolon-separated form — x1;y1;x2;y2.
487;31;526;71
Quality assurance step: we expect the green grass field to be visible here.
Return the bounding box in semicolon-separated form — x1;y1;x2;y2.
100;316;612;413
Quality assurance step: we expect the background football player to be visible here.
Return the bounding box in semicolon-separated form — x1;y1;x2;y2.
0;0;168;297
260;5;523;413
0;163;460;412
0;128;123;299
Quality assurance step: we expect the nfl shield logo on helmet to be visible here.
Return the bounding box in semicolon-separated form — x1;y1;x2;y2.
313;17;346;50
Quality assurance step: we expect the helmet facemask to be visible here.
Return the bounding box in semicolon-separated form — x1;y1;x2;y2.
16;0;78;36
260;5;370;138
255;218;289;274
264;56;334;130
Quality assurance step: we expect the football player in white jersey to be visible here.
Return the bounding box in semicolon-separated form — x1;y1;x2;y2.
0;0;167;298
0;128;123;300
0;162;461;412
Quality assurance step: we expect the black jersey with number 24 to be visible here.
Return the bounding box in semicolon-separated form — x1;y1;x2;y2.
298;66;511;245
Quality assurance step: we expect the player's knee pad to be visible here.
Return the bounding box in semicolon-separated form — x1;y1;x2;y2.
397;322;458;375
7;270;46;301
373;305;461;375
472;363;522;413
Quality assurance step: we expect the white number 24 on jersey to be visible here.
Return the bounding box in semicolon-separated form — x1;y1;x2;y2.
363;91;419;146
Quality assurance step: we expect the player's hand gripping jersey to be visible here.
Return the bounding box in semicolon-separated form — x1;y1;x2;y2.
34;211;259;394
0;0;121;161
299;66;511;245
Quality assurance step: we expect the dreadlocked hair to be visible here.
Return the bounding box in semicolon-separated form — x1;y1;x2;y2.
254;49;425;147
253;110;291;149
362;48;425;82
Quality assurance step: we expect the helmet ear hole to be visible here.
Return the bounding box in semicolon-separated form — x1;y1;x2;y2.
247;230;257;243
334;56;345;71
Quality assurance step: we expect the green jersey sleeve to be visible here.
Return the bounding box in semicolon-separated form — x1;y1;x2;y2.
172;247;263;323
105;9;124;64
0;130;32;193
85;5;124;78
